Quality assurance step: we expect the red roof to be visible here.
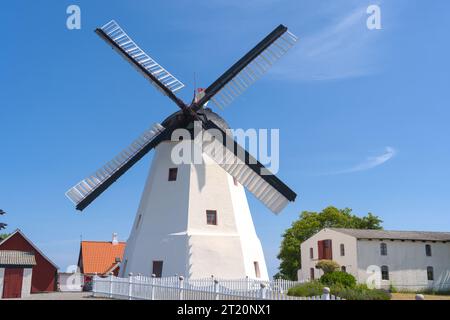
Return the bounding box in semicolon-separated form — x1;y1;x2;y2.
79;241;126;275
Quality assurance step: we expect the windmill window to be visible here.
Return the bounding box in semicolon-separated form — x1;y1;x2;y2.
152;261;163;278
340;244;345;256
381;266;389;280
233;177;239;186
427;267;434;281
254;261;261;278
425;244;432;257
168;168;178;181
380;243;388;256
206;210;217;225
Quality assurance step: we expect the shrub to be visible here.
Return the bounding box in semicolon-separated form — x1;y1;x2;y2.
287;281;324;297
315;260;340;274
288;282;391;300
320;271;356;288
332;284;391;300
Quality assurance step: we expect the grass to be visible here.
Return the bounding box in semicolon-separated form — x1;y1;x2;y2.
391;293;450;300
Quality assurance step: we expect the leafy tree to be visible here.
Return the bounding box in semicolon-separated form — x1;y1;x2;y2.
275;206;383;280
0;209;6;231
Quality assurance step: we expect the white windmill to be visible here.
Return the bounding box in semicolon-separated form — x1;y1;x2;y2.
66;20;298;280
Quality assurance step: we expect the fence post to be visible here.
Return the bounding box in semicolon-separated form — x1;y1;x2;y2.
259;283;267;300
179;276;184;300
128;273;133;300
151;274;156;300
322;287;330;300
416;294;425;300
109;272;114;299
214;279;220;300
246;276;250;291
92;273;97;297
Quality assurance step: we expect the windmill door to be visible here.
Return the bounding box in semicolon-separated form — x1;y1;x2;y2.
2;268;24;298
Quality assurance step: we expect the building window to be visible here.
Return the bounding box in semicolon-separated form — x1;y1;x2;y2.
206;210;217;225
381;266;389;280
341;266;346;273
168;168;178;181
233;177;239;186
310;268;315;280
152;261;163;278
340;244;345;256
427;267;434;281
380;243;388;256
309;247;314;259
254;261;260;278
425;244;432;257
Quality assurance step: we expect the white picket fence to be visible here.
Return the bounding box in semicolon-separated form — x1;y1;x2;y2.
92;274;343;300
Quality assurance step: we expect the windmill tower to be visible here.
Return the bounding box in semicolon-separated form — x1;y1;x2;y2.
66;20;298;280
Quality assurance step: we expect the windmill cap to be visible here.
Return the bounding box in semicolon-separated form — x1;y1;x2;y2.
161;108;230;132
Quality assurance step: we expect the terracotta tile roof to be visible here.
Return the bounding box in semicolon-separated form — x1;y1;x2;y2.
80;241;126;275
0;250;36;266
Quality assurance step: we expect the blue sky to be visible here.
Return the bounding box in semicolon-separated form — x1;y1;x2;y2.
1;1;449;277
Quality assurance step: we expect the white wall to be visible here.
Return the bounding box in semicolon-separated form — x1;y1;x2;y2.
21;268;32;298
58;272;83;292
357;240;450;291
0;268;4;298
121;141;269;280
299;229;358;281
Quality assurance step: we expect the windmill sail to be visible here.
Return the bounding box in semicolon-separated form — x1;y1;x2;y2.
96;20;187;110
66;123;170;211
201;120;296;214
194;25;298;110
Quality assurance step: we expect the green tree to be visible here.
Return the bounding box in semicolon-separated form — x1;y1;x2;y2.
275;206;382;280
0;209;6;231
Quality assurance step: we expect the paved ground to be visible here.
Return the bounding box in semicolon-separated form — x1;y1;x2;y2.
391;293;450;300
7;292;106;300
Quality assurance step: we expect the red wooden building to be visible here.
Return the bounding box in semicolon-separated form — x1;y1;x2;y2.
0;229;58;294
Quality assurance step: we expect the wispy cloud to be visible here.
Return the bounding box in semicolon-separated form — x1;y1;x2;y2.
273;2;384;81
329;147;397;175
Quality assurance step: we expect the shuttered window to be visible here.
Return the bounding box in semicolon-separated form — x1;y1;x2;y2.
318;240;333;260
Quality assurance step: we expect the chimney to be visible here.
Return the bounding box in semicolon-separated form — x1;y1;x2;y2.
112;233;119;245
